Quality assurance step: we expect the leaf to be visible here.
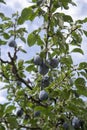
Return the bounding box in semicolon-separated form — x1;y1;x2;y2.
79;62;87;70
63;14;73;22
5;105;16;114
27;32;44;46
18;46;27;53
26;65;37;72
71;48;84;55
3;33;10;39
0;125;5;130
27;33;36;46
0;12;5;18
0;39;7;45
83;30;87;37
18;6;37;24
0;0;6;4
60;55;73;67
7;116;18;128
75;77;86;89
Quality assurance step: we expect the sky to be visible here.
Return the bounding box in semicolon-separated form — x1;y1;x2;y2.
0;0;87;103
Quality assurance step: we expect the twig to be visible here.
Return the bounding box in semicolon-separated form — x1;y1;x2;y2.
45;0;52;59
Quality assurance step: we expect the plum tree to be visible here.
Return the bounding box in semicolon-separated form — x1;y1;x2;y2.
0;0;87;130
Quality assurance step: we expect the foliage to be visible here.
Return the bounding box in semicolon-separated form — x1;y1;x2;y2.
0;0;87;129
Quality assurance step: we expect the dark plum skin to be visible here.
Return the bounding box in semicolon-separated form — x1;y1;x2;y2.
34;55;42;65
39;90;48;101
48;58;58;68
34;110;41;117
63;122;69;129
17;81;22;86
9;40;17;48
72;117;81;129
41;76;50;89
17;109;23;117
38;62;49;75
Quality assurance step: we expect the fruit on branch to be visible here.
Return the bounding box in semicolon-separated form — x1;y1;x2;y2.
24;114;30;120
63;122;69;129
17;108;23;117
17;81;22;86
48;58;58;68
8;40;17;48
39;90;48;101
34;110;41;117
41;76;50;89
38;62;49;75
34;55;42;65
72;117;81;129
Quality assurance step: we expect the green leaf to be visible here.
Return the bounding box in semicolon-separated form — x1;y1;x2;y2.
7;116;18;128
79;62;87;70
71;48;84;55
0;39;7;45
5;105;16;114
18;47;27;53
75;77;86;89
63;14;73;23
60;55;73;67
0;12;5;18
27;31;44;46
27;33;36;46
3;33;10;39
0;0;6;4
18;6;37;24
18;7;32;24
26;65;37;72
83;30;87;37
0;125;5;130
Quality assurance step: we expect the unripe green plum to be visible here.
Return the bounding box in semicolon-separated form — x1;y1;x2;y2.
38;62;49;75
9;40;17;48
39;90;48;101
34;55;42;65
48;58;58;68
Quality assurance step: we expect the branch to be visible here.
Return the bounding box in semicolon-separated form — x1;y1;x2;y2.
45;0;52;59
0;52;32;90
8;52;32;90
0;58;10;64
66;26;79;39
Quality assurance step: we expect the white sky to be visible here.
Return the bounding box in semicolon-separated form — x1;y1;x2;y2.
0;0;87;103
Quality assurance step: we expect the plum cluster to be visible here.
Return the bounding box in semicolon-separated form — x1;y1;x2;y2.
34;55;58;102
63;117;84;129
34;55;59;75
